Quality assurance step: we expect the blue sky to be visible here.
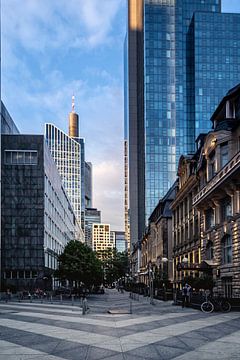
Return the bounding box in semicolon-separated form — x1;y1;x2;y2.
2;0;240;230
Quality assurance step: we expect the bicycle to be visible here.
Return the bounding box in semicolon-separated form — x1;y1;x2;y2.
201;294;231;313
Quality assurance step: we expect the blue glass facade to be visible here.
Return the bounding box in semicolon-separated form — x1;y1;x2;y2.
193;12;240;136
142;0;240;221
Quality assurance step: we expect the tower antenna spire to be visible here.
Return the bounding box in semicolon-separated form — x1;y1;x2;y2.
72;95;75;112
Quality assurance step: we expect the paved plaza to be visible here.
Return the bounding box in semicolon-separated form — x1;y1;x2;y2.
0;290;240;360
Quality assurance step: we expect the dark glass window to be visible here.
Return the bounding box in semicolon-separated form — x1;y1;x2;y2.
206;241;214;260
221;197;232;221
221;235;232;264
205;208;214;229
220;143;228;168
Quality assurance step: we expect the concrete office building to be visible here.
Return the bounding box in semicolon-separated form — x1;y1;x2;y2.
85;208;101;248
0;103;19;293
92;224;115;257
1;135;79;291
126;0;240;252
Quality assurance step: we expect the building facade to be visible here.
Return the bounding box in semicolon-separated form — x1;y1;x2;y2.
85;207;101;248
193;85;240;298
85;162;92;209
45;124;84;241
114;231;127;253
141;184;176;285
92;224;115;257
171;153;201;290
126;0;240;251
1;135;79;291
0;103;19;293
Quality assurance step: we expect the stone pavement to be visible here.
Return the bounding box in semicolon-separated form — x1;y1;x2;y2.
0;289;240;359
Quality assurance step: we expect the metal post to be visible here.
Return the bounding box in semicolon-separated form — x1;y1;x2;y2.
50;295;53;304
130;293;132;314
71;295;74;306
30;295;32;303
60;294;62;304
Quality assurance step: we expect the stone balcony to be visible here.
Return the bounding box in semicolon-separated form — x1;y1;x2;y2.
193;151;240;206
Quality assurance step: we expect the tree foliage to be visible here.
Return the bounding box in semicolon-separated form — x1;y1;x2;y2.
55;240;103;287
97;248;129;285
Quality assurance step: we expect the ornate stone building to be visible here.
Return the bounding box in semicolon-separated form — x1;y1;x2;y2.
193;85;240;298
171;151;202;290
140;184;176;285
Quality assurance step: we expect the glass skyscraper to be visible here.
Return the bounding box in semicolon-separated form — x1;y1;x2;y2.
45;123;84;241
126;0;240;247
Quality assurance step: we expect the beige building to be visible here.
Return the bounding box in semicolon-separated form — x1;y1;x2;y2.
171;152;202;290
140;184;176;286
193;85;240;298
92;224;115;257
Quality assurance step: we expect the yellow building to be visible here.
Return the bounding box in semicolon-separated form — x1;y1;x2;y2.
92;224;115;258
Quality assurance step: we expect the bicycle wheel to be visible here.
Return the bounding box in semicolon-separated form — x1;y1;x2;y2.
201;301;214;313
221;300;231;312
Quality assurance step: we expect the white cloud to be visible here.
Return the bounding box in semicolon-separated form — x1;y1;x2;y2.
2;0;122;51
93;160;124;231
1;0;125;230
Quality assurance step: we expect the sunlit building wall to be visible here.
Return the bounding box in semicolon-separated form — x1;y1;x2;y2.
45;124;84;241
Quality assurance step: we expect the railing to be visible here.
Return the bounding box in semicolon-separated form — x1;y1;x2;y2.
193;152;240;205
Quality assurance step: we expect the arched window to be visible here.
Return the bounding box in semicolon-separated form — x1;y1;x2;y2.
206;241;214;260
221;235;232;264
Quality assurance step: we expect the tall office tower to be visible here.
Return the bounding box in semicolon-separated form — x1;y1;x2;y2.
45;123;84;242
114;231;127;253
124;35;131;253
92;224;115;258
85;207;101;248
68;96;86;231
1;135;79;291
0;103;19;292
126;0;240;248
85;162;92;208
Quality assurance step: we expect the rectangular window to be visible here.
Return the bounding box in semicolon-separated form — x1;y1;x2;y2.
4;150;38;165
222;277;232;298
221;197;232;222
208;152;216;180
205;208;214;230
220;143;228;168
221;235;232;264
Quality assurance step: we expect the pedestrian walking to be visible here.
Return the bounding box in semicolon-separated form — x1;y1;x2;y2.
182;283;191;308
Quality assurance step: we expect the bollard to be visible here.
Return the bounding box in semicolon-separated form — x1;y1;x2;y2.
50;295;53;304
82;298;89;315
30;295;32;303
41;295;43;304
129;292;132;314
80;296;83;308
60;294;63;304
71;295;74;306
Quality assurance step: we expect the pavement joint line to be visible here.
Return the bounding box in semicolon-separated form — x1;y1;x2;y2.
172;330;240;360
2;310;197;328
0;340;65;360
0;311;240;353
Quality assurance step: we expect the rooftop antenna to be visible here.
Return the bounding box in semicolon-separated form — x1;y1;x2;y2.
72;95;75;112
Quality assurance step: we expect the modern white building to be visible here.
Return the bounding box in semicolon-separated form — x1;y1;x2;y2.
45;123;84;241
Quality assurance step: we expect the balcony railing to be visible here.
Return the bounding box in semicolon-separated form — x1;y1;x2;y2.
193;152;240;206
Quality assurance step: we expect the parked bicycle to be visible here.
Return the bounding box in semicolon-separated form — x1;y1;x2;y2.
201;294;231;313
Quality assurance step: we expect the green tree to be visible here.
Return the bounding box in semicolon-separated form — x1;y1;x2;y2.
55;240;103;288
98;248;129;285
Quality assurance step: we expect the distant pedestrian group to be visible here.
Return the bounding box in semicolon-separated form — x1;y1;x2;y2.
182;283;192;308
